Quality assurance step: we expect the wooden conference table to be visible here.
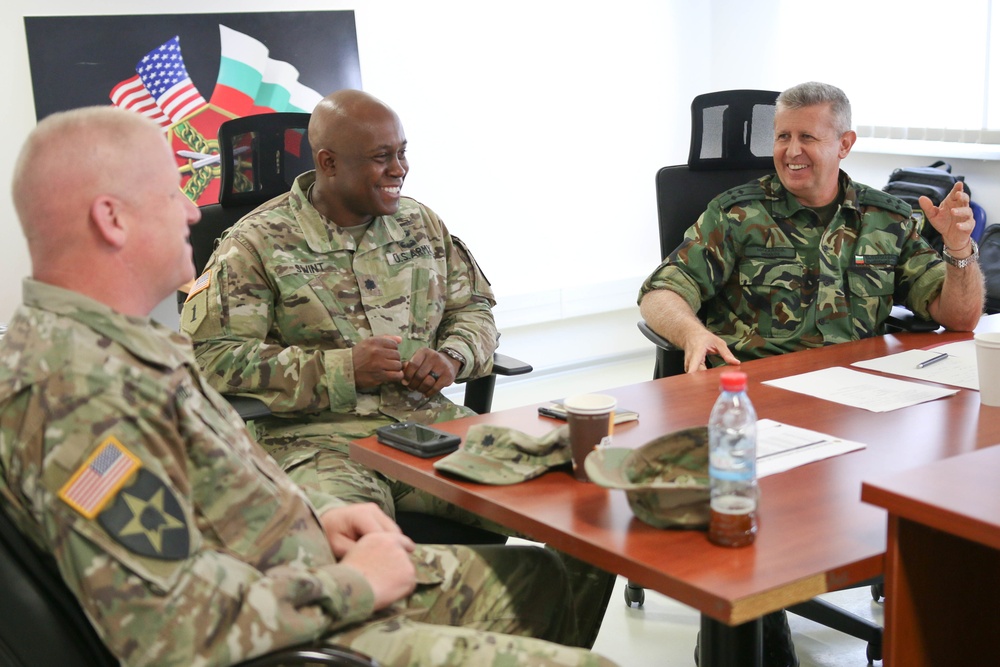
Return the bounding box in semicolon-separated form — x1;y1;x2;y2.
350;316;1000;667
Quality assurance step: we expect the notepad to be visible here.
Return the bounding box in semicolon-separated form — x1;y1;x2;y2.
851;341;978;390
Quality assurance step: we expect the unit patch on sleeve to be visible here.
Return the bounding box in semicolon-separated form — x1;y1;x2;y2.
98;468;190;560
58;436;142;519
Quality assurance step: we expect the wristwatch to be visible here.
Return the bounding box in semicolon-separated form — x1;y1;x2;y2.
942;239;979;269
440;348;466;372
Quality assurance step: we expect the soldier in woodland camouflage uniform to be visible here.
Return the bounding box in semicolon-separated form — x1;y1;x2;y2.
181;90;616;644
0;106;616;667
639;82;985;667
640;81;984;374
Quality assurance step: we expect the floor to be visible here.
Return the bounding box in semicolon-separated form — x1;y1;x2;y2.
485;356;885;667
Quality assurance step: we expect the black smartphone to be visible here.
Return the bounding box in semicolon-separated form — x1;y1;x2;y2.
375;421;461;458
537;401;640;424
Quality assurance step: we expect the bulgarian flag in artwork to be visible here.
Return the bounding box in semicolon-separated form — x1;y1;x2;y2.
209;25;323;117
108;25;323;206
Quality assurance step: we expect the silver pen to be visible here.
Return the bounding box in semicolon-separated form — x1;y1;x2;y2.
916;352;949;369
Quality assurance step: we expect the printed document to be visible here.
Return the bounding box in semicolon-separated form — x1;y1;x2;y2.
762;366;958;412
756;419;865;477
850;340;978;390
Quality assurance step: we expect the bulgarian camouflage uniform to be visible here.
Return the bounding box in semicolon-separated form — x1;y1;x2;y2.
639;172;946;362
0;279;614;667
181;171;496;511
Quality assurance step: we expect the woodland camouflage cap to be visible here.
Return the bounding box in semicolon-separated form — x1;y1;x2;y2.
585;426;710;529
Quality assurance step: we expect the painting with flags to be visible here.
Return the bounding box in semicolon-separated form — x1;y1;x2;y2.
24;11;360;205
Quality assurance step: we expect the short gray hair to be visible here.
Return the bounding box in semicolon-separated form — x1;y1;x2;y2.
776;82;852;135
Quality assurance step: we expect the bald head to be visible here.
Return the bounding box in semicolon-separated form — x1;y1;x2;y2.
306;90;409;227
308;89;401;160
11;106;200;316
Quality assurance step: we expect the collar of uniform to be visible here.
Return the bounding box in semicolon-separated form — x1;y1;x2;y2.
768;170;857;220
291;171;408;254
21;278;192;371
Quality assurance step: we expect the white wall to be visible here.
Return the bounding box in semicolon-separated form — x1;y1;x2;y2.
3;0;998;339
0;0;704;329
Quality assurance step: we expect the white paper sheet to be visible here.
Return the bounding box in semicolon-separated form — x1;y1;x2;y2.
762;366;958;412
850;340;978;390
756;418;866;477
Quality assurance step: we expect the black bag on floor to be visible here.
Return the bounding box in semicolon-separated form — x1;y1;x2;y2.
979;224;1000;314
883;161;971;252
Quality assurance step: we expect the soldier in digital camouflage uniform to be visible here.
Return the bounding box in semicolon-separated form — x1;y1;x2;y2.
0;106;616;667
180;89;498;510
640;81;984;375
639;82;985;667
181;89;616;642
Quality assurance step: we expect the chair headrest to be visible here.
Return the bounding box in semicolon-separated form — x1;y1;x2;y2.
217;112;313;207
688;89;778;171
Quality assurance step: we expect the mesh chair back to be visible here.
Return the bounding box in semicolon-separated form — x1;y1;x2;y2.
654;90;779;260
217;112;313;207
688;89;778;170
190;112;312;276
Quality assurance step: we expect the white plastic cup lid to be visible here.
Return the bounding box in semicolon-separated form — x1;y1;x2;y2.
563;393;617;415
974;332;1000;348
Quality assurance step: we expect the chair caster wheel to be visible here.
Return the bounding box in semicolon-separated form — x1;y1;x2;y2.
624;583;645;608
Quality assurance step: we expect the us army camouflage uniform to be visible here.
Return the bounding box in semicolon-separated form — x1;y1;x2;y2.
639;172;946;362
0;279;616;667
181;171;496;510
181;171;617;646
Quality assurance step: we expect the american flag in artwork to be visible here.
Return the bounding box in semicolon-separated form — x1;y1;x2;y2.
109;35;207;128
58;437;142;519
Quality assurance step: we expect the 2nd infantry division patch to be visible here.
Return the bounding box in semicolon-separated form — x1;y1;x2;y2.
98;468;190;560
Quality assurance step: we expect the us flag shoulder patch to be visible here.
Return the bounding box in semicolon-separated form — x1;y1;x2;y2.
58;437;141;519
185;270;212;302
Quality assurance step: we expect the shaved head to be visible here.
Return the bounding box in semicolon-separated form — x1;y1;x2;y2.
308;89;401;161
13;107;165;264
11;106;200;316
306;89;409;227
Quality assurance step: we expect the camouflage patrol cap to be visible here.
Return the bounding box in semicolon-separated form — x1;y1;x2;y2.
584;426;710;529
433;424;570;484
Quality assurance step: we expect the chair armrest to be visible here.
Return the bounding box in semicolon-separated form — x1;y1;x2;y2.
637;320;686;379
462;352;533;414
885;305;940;333
237;642;379;666
224;395;272;421
637;319;679;352
491;352;533;376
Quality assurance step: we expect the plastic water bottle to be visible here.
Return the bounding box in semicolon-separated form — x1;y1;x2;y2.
707;371;758;547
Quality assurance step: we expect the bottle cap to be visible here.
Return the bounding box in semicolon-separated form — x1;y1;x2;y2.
719;371;747;392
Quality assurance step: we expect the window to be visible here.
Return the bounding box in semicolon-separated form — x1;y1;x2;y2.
773;0;998;142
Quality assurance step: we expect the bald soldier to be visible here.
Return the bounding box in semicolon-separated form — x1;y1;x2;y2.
0;106;616;667
180;89;616;641
182;89;498;510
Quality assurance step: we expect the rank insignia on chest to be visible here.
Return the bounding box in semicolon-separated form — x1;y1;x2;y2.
59;437;142;519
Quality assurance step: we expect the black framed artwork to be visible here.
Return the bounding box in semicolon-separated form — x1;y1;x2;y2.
24;12;362;204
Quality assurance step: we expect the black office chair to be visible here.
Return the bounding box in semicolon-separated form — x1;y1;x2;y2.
184;112;530;544
0;501;378;667
635;90;884;664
